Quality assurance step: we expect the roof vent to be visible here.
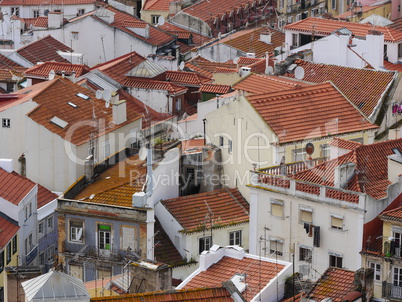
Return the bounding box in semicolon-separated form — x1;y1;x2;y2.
230;274;247;293
50;116;68;128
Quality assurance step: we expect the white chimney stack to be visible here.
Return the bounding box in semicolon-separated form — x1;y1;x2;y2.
48;12;63;29
112;100;127;125
0;159;13;173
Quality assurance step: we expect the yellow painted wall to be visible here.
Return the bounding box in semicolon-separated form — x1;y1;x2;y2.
340;3;391;22
2;235;19;302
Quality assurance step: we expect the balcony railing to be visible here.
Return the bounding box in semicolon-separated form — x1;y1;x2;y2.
286;0;320;13
383;282;402;300
259;157;327;175
26;245;38;265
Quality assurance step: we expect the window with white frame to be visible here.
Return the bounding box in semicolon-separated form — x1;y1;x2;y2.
103;140;111;159
47;245;55;263
331;214;343;230
151;15;160;24
331;0;336;10
71;32;79;40
296;13;302;21
130;128;138;148
47;216;54;230
299;246;312;262
229;230;242;246
394;267;402;286
199;236;212;254
11;7;19;16
329;253;343;267
25;233;33;255
279;0;284;9
33;9;39;17
292;147;306;162
270;239;283;256
228;140;233;153
271;199;284;218
369;262;381;282
288;16;293;23
70;220;84;243
320;143;330;158
77;8;85;15
299;207;313;224
38;220;44;236
278;19;286;28
12;235;17;254
98;224;111;250
6;243;11;264
292;33;299;47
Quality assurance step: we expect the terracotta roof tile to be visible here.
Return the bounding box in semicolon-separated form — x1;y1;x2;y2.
165;70;212;86
0;214;19;250
91;287;234;301
33;16;48;27
17;35;72;65
334;4;381;19
329;137;362;150
383;60;402;72
124;78;187;94
159;22;208;50
185;56;237;77
143;0;175;11
284;17;402;43
234;73;310;94
248;82;377;143
390;17;402;31
283;60;396;118
24;62;90;78
381;204;402;221
183;255;285;302
306;267;355;302
0;0;97;5
37;184;58;209
161;188;249;233
0;54;24;69
200;83;232;94
0;68;25;82
0;168;36;205
17;78;141;146
294;138;402;200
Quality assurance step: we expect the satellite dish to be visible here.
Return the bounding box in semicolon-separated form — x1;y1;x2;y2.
44;9;49;16
96;89;102;99
157;16;165;26
105;100;110;108
48;70;55;80
265;66;274;75
102;89;111;101
179;61;185;70
294;66;305;80
139;146;147;160
233;57;240;64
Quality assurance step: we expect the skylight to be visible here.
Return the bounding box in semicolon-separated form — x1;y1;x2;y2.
50;116;68;128
76;92;90;100
68;102;78;108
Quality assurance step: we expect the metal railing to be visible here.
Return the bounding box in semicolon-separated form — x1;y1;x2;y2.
286;0;320;13
259;157;327;175
383;282;402;300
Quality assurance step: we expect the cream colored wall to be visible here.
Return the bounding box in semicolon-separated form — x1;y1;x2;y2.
212;73;241;85
141;10;170;25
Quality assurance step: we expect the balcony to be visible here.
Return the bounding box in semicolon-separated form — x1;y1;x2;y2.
383;282;402;300
259;157;327;175
286;0;321;14
26;245;38;265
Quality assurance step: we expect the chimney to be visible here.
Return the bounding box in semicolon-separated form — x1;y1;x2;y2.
110;91;119;104
169;1;182;15
260;32;272;44
18;154;25;177
388;148;402;183
84;155;94;182
48;11;63;29
334;162;356;189
95;8;115;24
0;158;13;173
365;30;384;69
127;24;150;39
68;71;76;83
112;100;127;125
239;67;251;77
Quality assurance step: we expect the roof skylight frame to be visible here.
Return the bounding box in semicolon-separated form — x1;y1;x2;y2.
76;92;90;100
50;116;68;128
68;101;78;108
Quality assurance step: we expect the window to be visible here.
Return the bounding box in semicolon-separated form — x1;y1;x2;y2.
71;32;79;40
369;262;381;281
278;19;286;28
47;245;55;263
229;230;242;246
228;140;233;153
33;9;39;17
25;233;33;254
29;203;32;216
287;16;293;23
331;0;336;10
151;15;160;24
199;236;212;254
320;143;330;158
47;216;54;230
292;33;299;48
121;226;135;250
77;8;85;15
219;136;224;147
270;239;283;256
300;208;312;224
329;254;343;267
130;128;138;148
38;221;44;236
6;243;11;264
299;247;312;262
25;206;28;221
70;220;84;243
279;0;284;9
98;225;111;250
39;252;45;266
394;267;402;286
186;167;195;182
296;13;301;21
176;98;182;112
0;251;3;274
331;215;343;230
271;199;284;218
6;82;13;92
292;148;306;162
11;7;19;17
103;140;111;159
12;235;17;254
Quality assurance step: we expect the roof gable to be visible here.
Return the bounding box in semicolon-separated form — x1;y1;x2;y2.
24;62;90;78
126;60;167;78
0;214;19;249
161;188;249;233
0;168;36;205
247;82;378;144
164;70;212;85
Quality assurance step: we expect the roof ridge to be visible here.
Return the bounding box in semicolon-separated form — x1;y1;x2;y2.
17;34;52;52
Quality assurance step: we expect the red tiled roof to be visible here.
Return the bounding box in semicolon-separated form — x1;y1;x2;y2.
200;83;232;94
0;168;36;205
33;17;48;27
17;35;72;65
90;51;146;85
161;188;249;233
104;6;175;47
294;138;402;200
0;215;19;250
329;137;362;150
0;0;98;5
91;287;234;301
334;4;381;19
214;67;237;73
185;56;237;77
182;0;255;22
0;54;23;69
248;82;377;143
284;17;402;43
37;184;58;209
122;20;147;28
143;0;175;11
390;17;402;31
233;73;310;94
283;60;396;118
124;78;187;94
165;70;211;86
183;255;285;302
17;78;142;146
0;68;25;82
381;204;402;220
306;267;355;302
383;60;402;72
24;62;90;78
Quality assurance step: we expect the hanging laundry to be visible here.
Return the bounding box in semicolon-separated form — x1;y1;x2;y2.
398;104;402;114
393;103;399;115
308;224;313;237
313;226;320;247
304;222;309;234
